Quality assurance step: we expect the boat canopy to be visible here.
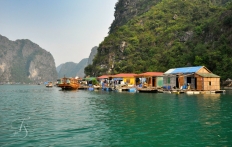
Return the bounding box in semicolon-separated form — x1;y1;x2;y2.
84;77;96;81
113;78;123;81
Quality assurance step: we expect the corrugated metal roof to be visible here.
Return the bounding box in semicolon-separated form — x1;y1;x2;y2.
197;73;220;78
164;66;203;74
164;69;175;74
135;72;163;77
113;73;137;78
97;75;110;79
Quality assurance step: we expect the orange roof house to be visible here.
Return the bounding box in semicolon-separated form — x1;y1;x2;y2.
135;72;164;87
112;73;137;85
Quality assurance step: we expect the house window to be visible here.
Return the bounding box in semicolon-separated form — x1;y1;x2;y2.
126;79;130;83
209;81;211;86
168;77;171;84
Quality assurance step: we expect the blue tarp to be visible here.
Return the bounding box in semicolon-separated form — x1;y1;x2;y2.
165;66;203;74
113;78;123;81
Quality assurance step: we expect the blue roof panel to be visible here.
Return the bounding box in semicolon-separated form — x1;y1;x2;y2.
165;66;203;74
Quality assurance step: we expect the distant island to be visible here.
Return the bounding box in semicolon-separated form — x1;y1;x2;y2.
0;35;57;84
56;46;97;78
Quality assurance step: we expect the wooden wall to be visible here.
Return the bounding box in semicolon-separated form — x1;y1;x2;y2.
198;67;210;73
203;78;220;91
195;75;203;91
195;74;220;90
179;76;184;88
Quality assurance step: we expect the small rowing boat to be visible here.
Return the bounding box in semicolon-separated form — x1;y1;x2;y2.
46;81;53;88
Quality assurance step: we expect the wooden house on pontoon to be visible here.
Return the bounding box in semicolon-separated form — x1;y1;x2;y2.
112;73;137;86
97;75;110;80
163;66;220;91
135;72;164;88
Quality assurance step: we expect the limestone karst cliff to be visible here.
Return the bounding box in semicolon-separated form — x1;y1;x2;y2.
85;0;232;80
110;0;162;33
87;46;98;65
0;35;57;83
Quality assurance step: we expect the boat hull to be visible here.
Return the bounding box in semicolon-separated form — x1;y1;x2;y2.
57;83;79;90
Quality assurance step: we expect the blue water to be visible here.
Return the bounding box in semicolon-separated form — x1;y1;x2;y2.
0;85;232;146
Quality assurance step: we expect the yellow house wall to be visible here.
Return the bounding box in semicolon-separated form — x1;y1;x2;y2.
123;77;135;85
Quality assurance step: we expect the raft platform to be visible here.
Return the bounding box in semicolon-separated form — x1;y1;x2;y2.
137;88;158;93
78;86;89;90
188;90;226;94
159;89;226;94
116;87;137;92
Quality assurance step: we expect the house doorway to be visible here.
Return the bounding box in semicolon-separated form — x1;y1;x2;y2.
195;78;197;90
152;77;156;87
187;77;191;84
176;77;179;88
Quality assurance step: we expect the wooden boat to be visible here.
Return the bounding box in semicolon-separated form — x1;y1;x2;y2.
46;82;53;87
57;77;80;90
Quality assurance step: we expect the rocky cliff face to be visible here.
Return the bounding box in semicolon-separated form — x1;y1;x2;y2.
110;0;231;33
87;46;98;65
57;58;88;78
0;35;57;83
110;0;162;33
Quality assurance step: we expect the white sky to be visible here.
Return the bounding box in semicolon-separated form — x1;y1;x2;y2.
0;0;117;66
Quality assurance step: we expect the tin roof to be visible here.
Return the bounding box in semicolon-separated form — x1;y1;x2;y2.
113;73;137;78
197;73;220;78
97;75;110;79
135;72;163;77
164;66;204;74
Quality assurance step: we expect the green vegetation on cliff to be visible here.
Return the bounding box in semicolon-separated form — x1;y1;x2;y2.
85;0;232;80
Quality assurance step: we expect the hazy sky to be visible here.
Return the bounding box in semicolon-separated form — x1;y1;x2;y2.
0;0;117;66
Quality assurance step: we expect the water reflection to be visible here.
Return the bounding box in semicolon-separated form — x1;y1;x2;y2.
200;93;221;99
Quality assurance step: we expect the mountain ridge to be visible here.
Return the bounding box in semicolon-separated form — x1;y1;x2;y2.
57;58;88;78
57;46;98;78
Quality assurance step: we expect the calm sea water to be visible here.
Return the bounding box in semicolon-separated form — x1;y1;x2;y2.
0;85;232;147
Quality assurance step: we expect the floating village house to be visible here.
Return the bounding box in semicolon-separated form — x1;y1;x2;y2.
112;73;137;86
135;72;164;87
163;66;220;91
97;75;110;81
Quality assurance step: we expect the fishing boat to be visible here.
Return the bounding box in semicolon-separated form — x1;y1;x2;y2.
57;77;80;90
46;81;53;87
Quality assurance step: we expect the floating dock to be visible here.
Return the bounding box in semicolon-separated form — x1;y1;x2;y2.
223;87;232;90
159;89;226;94
116;87;137;92
137;88;158;93
78;86;89;90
